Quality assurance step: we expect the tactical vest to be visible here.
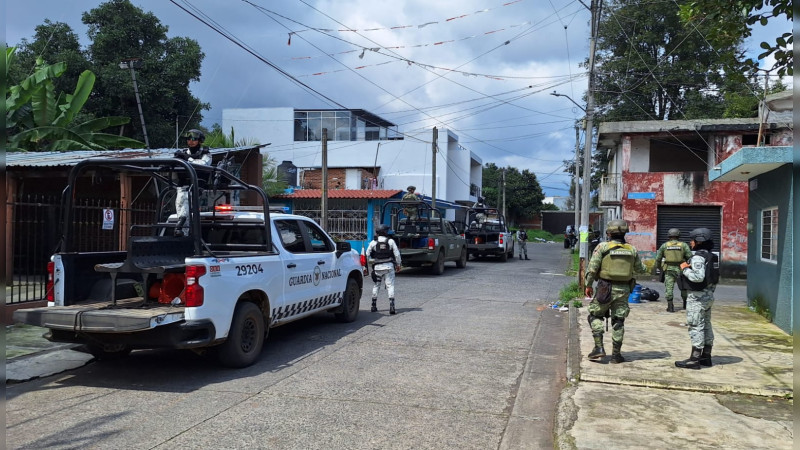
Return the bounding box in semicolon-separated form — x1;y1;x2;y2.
663;241;684;264
598;243;636;281
519;231;528;241
371;238;395;264
680;250;720;291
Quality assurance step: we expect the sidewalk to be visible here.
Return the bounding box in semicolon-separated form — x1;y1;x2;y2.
557;283;794;449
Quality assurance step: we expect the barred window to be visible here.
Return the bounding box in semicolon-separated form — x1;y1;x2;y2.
760;207;778;262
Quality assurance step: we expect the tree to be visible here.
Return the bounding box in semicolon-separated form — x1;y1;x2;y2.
481;163;546;225
679;0;792;76
6;48;144;151
591;0;752;122
80;0;209;148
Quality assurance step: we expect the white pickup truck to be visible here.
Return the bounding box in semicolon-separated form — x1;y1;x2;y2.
13;159;364;368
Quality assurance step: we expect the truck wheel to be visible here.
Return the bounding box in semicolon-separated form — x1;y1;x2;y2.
335;278;361;322
499;248;508;262
430;250;446;275
509;245;515;258
217;302;265;368
456;247;467;268
87;343;132;361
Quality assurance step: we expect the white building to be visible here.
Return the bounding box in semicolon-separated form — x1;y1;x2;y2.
222;108;483;210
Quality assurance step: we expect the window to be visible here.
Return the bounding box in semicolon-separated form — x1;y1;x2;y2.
301;221;334;252
761;207;778;262
276;220;306;253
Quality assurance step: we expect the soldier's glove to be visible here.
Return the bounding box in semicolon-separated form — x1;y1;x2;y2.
395;265;402;272
679;262;690;270
585;286;593;297
174;150;189;160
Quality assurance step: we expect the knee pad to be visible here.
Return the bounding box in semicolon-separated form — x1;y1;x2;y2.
587;313;604;325
611;317;625;331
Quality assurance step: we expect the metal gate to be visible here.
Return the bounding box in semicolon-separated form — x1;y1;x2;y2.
656;205;721;252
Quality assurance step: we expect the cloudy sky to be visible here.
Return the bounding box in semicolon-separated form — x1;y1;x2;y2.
5;0;791;198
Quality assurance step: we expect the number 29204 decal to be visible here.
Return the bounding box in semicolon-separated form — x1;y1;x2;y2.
236;264;264;276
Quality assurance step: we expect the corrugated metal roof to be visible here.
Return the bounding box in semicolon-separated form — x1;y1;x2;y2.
275;189;403;199
7;146;259;168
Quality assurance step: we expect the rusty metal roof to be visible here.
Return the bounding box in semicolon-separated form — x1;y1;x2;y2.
275;189;403;199
7;146;259;168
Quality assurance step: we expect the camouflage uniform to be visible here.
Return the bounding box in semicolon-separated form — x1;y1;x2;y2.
681;253;716;349
654;239;692;308
402;189;420;220
584;239;646;362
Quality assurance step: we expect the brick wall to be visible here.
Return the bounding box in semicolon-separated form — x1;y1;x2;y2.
301;168;377;189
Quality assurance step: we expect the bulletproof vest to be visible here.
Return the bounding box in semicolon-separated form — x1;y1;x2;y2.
519;231;528;240
371;237;394;263
598;243;636;281
663;240;684;264
680;250;720;291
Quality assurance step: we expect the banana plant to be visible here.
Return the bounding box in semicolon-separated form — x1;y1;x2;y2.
6;48;144;151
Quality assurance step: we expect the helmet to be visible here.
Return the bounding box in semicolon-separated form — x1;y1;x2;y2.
185;129;205;142
376;224;389;236
668;228;681;238
407;186;416;192
689;228;712;243
606;219;629;235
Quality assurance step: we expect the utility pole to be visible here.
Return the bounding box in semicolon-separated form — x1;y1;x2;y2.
502;168;506;218
579;0;602;290
431;127;438;212
321;128;328;231
573;122;581;234
118;58;150;151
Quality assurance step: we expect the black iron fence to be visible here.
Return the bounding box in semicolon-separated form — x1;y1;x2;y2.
8;194;156;304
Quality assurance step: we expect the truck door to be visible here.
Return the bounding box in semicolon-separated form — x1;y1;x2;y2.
298;219;339;296
444;221;460;259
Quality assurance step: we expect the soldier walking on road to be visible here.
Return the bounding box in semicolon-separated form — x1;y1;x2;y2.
367;225;402;314
675;228;719;369
654;228;693;312
584;219;646;363
516;228;529;260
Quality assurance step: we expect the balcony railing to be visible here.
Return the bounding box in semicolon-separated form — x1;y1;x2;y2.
599;174;621;205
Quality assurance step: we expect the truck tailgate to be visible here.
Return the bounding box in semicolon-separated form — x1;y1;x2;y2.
13;298;185;333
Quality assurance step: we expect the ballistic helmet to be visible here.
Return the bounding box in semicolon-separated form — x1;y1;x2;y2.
689;228;712;243
606;219;629;236
376;224;390;236
407;186;416;192
185;129;205;142
668;228;681;238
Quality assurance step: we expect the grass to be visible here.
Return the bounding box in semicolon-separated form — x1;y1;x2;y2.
749;295;773;322
513;228;560;242
557;280;584;308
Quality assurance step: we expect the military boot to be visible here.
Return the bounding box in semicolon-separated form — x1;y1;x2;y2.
675;347;703;369
699;345;712;367
666;301;675;313
389;298;396;315
371;298;378;313
609;342;625;364
682;299;687;310
519;254;523;260
525;255;529;260
587;333;605;360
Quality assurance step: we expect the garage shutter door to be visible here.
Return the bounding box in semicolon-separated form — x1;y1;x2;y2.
656;206;721;253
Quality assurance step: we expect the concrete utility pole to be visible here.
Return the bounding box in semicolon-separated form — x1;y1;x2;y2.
431;127;438;212
573;122;581;233
579;0;602;290
502;168;506;218
118;58;150;151
321;128;328;231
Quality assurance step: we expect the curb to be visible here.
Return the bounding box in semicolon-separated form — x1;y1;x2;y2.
578;373;793;398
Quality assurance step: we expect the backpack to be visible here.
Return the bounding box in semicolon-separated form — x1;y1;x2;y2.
640;287;660;301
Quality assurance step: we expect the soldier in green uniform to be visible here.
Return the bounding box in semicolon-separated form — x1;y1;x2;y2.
402;185;420;220
584;219;646;363
654;228;693;312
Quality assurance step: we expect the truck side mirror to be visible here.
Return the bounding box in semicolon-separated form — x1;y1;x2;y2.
335;241;352;257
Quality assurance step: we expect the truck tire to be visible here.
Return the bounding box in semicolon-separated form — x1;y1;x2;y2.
86;343;132;361
456;247;467;268
499;248;508;262
430;250;446;275
509;245;514;259
217;301;265;368
335;278;361;322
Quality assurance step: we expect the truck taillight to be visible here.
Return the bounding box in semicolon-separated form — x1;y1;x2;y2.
428;238;435;250
184;265;206;307
46;261;55;302
500;236;504;245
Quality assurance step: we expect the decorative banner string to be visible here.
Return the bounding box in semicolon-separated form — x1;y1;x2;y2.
289;21;531;60
286;0;524;44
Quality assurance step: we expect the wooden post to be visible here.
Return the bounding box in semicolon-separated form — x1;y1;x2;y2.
119;173;132;250
5;175;16;290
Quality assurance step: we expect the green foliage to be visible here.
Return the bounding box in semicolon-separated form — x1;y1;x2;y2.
557;281;584;308
6;48;144;151
481;163;546;224
592;0;753;122
749;295;773;322
679;0;792;76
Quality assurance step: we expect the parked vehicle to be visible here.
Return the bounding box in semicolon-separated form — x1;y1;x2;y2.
380;200;467;274
462;206;514;261
13;159;364;368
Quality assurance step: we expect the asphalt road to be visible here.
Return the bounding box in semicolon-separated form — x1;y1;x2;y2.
6;242;575;449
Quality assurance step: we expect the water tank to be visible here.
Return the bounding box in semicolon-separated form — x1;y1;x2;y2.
277;160;297;186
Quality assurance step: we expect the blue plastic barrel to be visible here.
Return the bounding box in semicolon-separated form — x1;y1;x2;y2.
628;284;642;303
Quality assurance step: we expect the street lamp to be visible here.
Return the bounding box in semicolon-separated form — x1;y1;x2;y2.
119;58;151;150
551;92;585;252
550;91;586;113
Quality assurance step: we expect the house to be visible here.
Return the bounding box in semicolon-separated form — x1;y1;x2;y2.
707;90;794;334
596;119;770;278
4;147;263;319
222;108;484;213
